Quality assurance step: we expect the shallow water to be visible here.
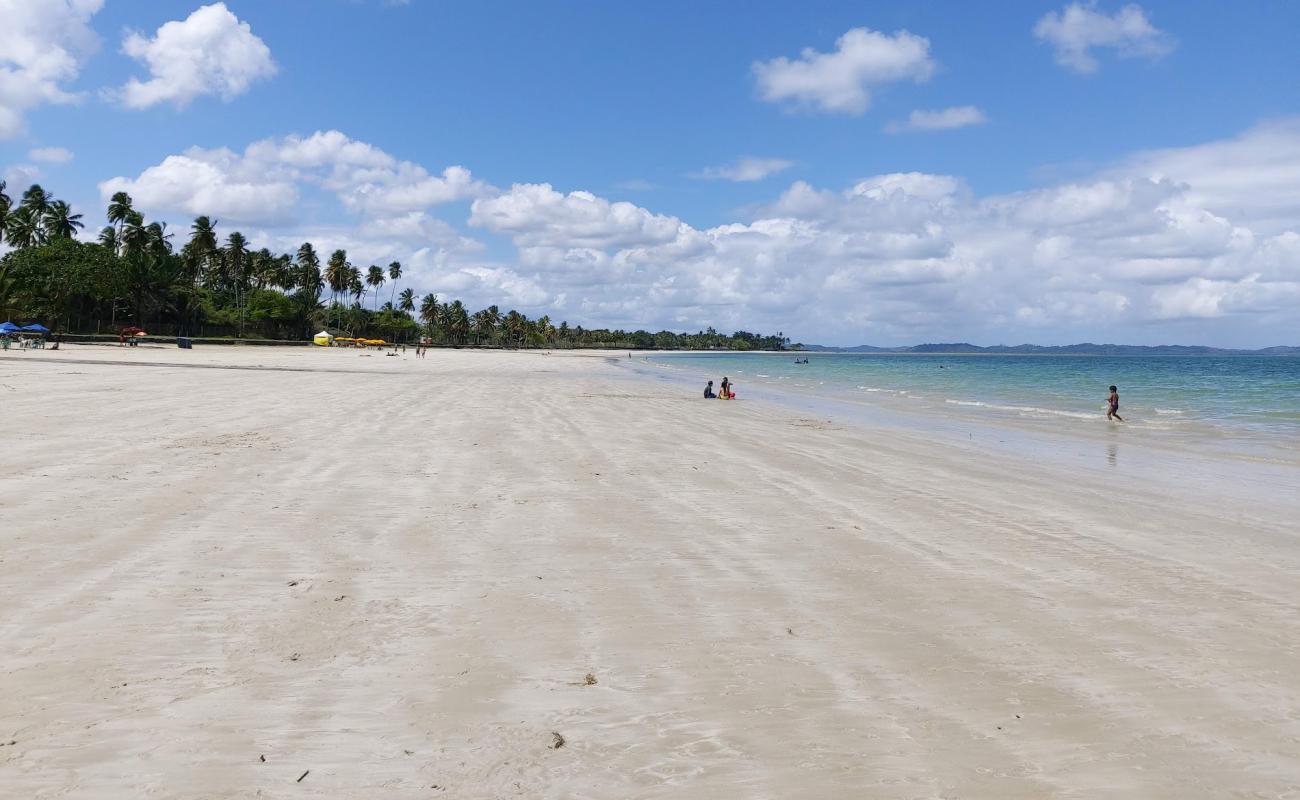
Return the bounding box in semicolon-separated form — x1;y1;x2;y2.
641;352;1300;466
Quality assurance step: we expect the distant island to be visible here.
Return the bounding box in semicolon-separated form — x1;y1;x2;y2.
796;343;1300;356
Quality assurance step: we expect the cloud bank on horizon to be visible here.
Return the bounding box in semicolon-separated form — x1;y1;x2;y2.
2;1;1298;347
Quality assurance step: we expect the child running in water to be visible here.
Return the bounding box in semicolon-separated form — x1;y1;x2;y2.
1107;385;1123;422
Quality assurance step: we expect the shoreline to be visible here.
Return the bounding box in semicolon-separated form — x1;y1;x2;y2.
635;350;1300;469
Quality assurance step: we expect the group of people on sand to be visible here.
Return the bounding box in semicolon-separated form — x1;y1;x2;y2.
703;377;735;400
2;335;55;350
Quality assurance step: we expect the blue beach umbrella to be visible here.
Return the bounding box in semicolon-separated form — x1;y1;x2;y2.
0;322;21;333
20;324;50;333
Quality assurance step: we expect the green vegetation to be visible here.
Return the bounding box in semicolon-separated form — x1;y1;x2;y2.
0;181;790;350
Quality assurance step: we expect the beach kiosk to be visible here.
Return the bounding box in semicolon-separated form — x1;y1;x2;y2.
312;330;335;347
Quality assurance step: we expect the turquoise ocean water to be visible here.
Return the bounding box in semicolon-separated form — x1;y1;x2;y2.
641;353;1300;463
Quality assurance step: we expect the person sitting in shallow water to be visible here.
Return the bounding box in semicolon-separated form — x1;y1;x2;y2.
719;377;732;399
704;380;716;399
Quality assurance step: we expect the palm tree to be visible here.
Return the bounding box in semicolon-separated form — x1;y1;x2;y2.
419;293;439;340
387;260;402;306
107;191;134;240
186;216;219;283
251;248;278;289
366;265;385;310
120;211;147;257
98;225;118;252
0;181;10;246
324;249;349;328
297;242;320;278
20;184;50;216
146;221;173;257
348;266;363;306
398;287;415;314
444;299;469;344
4;206;43;249
224;232;249;336
43;200;84;239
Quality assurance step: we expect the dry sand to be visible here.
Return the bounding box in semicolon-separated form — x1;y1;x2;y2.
1;344;1298;799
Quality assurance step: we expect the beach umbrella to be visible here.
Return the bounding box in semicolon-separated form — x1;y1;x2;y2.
0;322;20;333
20;324;50;333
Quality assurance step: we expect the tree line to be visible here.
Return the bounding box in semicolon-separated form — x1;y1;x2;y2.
0;181;792;350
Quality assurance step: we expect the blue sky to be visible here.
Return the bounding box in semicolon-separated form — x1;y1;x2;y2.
3;0;1299;346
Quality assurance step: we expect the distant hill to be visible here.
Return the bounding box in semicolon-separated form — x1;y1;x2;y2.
795;342;1300;355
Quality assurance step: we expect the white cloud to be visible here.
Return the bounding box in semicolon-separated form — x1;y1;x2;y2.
460;121;1300;342
1034;3;1174;74
99;130;491;225
690;157;795;182
118;2;276;109
886;105;987;133
1114;118;1300;235
0;0;102;138
470;183;687;251
99;148;300;224
28;146;74;163
3;163;42;188
753;27;934;115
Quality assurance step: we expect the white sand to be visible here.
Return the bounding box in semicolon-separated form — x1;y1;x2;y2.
2;344;1298;799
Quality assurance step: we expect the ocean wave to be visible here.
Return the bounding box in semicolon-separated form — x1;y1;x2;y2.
1154;408;1186;415
944;399;1096;420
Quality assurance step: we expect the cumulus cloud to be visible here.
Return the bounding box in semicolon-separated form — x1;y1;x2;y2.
1034;2;1174;74
0;0;102;138
461;121;1300;342
886;105;987;133
28;146;74;163
99;148;299;224
470;183;687;251
99;129;491;225
753;27;934;115
690;157;795;182
118;2;276;109
3;163;42;189
1114;118;1300;235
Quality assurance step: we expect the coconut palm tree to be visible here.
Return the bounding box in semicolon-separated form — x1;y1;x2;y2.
419;293;439;340
43;200;84;239
107;191;134;239
366;265;385;309
224;232;249;336
4;206;43;249
348;266;363;307
98;225;118;252
146;221;173;257
186;216;219;283
387;260;402;306
324;249;349;328
398;287;415;314
20;184;50;217
297;242;320;275
223;232;248;288
0;181;10;246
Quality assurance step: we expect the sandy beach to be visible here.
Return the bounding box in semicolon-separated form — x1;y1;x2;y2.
2;344;1298;799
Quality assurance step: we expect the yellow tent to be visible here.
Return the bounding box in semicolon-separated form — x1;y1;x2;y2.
312;330;334;346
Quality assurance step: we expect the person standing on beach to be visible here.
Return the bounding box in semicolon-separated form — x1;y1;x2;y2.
1107;385;1124;422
